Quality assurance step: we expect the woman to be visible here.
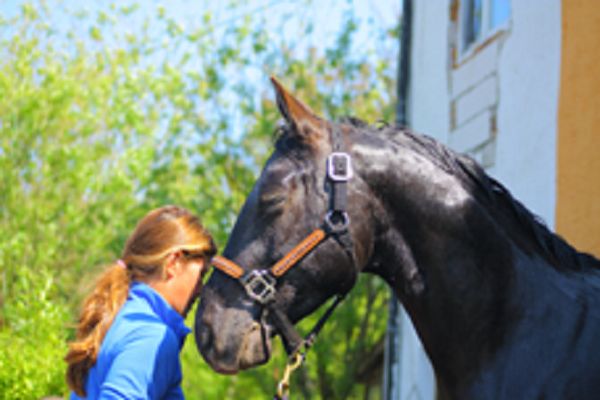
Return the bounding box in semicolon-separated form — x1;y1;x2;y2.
65;205;216;399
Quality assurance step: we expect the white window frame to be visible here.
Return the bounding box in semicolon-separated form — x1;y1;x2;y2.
457;0;511;61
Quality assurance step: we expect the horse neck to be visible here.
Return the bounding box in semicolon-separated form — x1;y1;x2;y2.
352;133;522;387
352;130;600;395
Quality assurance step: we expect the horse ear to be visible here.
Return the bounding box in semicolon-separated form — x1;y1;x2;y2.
270;76;327;144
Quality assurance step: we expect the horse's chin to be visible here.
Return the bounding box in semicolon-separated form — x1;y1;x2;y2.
197;320;272;374
237;342;271;371
236;324;273;371
207;343;272;374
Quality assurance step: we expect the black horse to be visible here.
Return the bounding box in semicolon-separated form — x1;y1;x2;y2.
195;78;600;399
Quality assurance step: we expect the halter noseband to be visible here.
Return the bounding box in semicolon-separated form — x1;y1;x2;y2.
210;125;356;352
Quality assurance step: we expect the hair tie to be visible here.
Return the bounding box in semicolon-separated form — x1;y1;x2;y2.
116;259;127;269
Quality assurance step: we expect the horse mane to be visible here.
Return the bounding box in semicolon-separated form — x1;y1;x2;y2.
340;117;600;272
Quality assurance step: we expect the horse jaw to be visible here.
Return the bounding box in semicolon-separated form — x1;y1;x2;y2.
195;288;272;374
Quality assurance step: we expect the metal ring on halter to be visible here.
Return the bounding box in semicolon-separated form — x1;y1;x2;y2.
324;210;350;233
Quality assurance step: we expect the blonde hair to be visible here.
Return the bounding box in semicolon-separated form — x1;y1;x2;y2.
65;205;216;396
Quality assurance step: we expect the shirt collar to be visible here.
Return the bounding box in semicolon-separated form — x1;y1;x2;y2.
129;282;192;348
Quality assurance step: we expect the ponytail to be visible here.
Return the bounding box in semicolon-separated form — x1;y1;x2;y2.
65;263;130;396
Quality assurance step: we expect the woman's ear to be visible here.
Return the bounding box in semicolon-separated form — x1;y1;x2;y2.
270;76;328;147
164;251;181;280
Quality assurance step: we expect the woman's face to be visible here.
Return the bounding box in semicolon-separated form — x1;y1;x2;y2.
172;255;209;317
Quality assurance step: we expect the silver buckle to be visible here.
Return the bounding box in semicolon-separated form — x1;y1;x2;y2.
240;270;276;304
327;152;353;182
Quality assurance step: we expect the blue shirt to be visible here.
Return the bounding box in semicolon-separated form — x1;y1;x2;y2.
70;282;191;400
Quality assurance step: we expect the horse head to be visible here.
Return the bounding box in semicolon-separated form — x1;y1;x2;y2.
194;78;375;373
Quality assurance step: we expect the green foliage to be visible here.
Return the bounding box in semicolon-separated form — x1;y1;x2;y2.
0;1;398;398
0;264;68;400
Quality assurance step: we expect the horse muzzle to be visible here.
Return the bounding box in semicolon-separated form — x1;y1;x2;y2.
194;291;272;374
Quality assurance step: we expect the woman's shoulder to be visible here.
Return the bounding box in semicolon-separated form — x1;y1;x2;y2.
106;303;180;353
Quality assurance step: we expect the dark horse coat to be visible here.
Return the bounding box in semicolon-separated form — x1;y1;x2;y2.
195;78;600;399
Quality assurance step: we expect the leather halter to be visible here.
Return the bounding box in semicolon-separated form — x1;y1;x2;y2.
210;125;356;357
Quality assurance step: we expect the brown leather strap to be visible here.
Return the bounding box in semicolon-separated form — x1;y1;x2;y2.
212;255;245;279
270;229;326;277
211;229;327;280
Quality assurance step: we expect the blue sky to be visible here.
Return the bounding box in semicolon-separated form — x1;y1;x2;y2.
1;0;400;143
1;0;400;55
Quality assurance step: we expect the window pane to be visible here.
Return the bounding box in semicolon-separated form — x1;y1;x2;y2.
463;0;483;50
490;0;511;28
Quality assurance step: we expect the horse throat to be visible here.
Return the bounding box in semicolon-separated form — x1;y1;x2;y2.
353;135;519;390
353;135;477;298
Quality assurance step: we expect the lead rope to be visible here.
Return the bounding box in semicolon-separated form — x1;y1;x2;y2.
273;294;346;400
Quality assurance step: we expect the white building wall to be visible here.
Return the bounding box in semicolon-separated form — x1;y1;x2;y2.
409;1;451;143
492;0;561;226
394;1;562;399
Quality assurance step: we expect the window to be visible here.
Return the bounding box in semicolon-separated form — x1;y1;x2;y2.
462;0;510;53
449;0;512;168
463;0;483;50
